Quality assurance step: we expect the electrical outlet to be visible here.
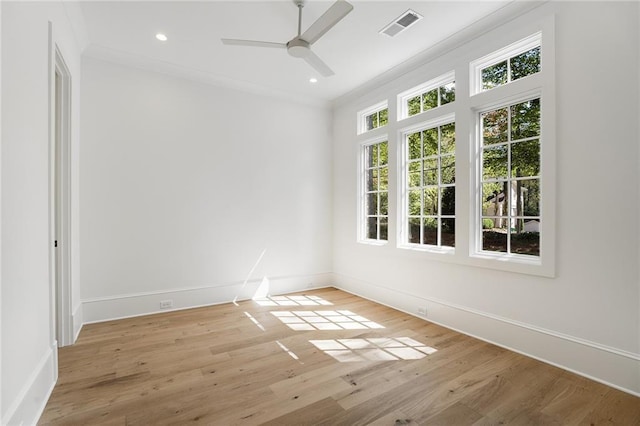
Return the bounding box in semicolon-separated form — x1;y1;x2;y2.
417;306;427;316
307;283;314;288
160;300;173;309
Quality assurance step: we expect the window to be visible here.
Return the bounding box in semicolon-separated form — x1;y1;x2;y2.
402;119;455;248
358;101;388;134
481;47;540;90
352;20;554;276
471;30;549;269
480;98;540;257
365;108;388;131
399;72;455;119
361;139;389;242
470;32;541;94
406;82;455;117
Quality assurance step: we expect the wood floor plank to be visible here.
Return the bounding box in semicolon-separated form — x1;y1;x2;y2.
317;343;506;425
332;336;486;411
259;397;346;426
470;358;563;424
538;371;609;424
581;388;640;425
422;401;484;425
39;288;640;425
365;410;417;426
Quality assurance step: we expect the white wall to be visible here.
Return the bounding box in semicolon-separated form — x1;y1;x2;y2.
1;1;83;424
637;0;640;378
80;57;333;321
332;1;640;394
1;1;3;419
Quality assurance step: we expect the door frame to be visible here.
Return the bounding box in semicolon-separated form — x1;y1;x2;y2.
48;23;73;349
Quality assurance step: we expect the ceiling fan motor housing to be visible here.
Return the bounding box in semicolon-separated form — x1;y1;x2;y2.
222;0;353;76
287;38;310;58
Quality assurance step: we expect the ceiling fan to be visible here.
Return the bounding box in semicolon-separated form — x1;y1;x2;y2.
221;0;354;77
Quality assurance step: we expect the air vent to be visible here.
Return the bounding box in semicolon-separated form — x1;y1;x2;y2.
379;9;423;37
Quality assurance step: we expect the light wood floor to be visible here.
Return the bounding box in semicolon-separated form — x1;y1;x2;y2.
41;288;640;425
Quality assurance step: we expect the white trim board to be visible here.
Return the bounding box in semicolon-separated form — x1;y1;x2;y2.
0;0;3;421
333;273;640;397
2;344;57;426
82;273;333;324
72;303;83;342
49;28;75;348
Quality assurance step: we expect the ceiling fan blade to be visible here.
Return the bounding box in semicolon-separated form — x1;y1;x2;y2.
221;39;286;49
303;50;335;77
300;0;353;45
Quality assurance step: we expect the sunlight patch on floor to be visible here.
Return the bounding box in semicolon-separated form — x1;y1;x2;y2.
276;340;303;364
271;310;384;331
244;312;266;331
309;337;437;362
254;295;334;307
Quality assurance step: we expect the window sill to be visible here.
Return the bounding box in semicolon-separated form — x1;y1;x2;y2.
470;251;541;266
392;243;553;277
358;239;389;247
398;244;455;255
468;250;553;278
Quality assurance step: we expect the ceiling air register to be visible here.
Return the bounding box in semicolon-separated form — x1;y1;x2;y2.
379;9;423;37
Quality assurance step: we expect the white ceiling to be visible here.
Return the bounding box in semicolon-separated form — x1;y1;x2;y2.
78;1;514;103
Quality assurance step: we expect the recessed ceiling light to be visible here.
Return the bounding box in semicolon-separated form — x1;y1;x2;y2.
155;33;168;42
309;77;318;83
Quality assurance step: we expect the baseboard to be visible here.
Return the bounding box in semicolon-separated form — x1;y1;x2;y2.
82;272;333;324
72;303;83;343
2;343;58;426
333;272;640;397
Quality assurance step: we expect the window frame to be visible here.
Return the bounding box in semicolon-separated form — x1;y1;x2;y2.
357;101;389;135
398;113;456;254
475;94;542;260
397;71;456;121
358;135;390;245
468;26;555;277
470;32;542;96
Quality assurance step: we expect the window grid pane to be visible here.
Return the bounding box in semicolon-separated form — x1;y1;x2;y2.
406;81;456;117
481;46;540;92
405;123;456;248
364;141;389;241
365;108;389;132
480;98;540;256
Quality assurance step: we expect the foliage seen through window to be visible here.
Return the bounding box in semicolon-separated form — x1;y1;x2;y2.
407;82;455;117
365;108;389;132
365;141;389;241
406;123;455;247
480;98;540;256
481;47;540;91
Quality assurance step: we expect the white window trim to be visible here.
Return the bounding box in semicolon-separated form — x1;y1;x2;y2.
358;135;389;245
350;15;555;277
397;71;455;121
472;92;542;264
470;31;542;96
397;113;456;254
468;25;555;277
357;100;388;135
